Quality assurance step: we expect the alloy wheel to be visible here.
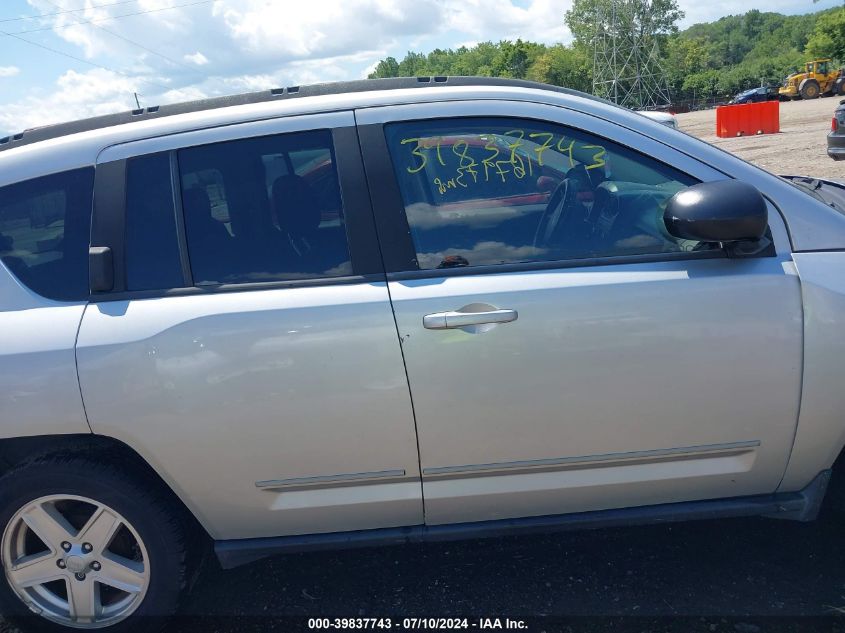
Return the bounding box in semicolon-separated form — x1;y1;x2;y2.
1;494;149;628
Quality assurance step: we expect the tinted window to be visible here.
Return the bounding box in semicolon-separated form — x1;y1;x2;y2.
178;130;351;285
0;168;92;300
385;119;709;270
125;153;184;291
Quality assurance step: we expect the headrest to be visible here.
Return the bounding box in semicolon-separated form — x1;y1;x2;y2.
271;175;321;236
182;187;212;220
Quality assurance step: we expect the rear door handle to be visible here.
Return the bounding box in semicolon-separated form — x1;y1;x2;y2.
423;308;518;330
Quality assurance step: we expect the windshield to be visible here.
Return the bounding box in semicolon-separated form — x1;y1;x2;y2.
784;176;845;216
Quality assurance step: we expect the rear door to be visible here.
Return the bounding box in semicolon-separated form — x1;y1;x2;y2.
0;169;93;439
357;100;803;525
76;112;423;540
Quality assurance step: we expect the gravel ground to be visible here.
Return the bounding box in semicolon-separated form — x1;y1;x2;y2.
163;504;845;631
677;97;844;180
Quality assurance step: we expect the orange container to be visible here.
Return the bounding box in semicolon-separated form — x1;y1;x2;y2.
716;101;779;138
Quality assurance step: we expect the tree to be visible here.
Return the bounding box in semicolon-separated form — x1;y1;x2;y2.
565;0;684;48
806;8;845;60
397;52;427;77
492;39;544;77
665;36;710;95
368;56;399;78
527;45;592;91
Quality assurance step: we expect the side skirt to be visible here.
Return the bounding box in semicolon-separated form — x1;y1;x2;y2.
214;470;830;569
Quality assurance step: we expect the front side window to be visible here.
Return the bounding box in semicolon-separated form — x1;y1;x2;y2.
0;168;93;300
178;130;351;285
385;118;710;270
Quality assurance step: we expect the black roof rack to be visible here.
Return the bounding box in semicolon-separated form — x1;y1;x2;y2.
0;76;600;154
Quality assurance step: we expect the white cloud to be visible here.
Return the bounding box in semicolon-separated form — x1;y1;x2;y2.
0;0;837;135
444;0;571;45
417;240;548;269
0;67;20;78
184;52;209;66
0;68;136;133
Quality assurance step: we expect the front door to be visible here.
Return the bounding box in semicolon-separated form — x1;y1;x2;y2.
358;102;803;525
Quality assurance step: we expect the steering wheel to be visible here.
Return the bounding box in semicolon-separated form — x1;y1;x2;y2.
533;178;574;248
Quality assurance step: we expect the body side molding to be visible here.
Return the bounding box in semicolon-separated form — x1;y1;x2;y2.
215;469;830;569
421;441;762;478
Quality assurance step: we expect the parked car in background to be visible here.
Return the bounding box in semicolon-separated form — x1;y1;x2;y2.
637;109;678;129
730;86;781;104
828;99;845;161
1;77;845;631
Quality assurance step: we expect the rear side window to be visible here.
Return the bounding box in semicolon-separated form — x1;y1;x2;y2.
0;168;93;300
384;118;707;270
125;153;184;291
178;129;351;285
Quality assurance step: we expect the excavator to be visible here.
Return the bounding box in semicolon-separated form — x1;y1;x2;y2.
779;59;845;100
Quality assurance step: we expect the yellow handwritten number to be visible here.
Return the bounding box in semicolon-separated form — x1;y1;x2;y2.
582;144;606;171
401;138;427;174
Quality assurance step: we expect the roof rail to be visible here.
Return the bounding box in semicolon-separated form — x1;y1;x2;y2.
0;76;601;154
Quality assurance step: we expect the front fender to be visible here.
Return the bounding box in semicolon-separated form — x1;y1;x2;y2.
780;252;845;490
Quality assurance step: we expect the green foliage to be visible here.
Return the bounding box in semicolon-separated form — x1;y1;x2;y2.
564;0;684;48
526;44;592;92
806;8;845;60
366;6;840;106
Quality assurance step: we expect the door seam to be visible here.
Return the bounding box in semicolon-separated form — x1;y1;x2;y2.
73;302;95;434
352;110;427;521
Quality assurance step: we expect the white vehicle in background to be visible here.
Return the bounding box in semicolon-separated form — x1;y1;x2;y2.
638;109;679;129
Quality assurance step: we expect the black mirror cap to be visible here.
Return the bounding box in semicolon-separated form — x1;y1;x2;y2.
663;180;768;243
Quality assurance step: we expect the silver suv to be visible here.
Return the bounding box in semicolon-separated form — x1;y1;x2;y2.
1;77;844;631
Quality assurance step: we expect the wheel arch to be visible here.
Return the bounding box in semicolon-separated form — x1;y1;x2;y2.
0;433;212;542
799;78;821;97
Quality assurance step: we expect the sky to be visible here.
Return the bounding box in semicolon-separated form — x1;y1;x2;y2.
0;0;840;136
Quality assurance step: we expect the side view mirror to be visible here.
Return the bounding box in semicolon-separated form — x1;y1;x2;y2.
663;180;768;243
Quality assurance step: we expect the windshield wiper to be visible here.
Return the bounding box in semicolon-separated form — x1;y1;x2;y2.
784;176;845;214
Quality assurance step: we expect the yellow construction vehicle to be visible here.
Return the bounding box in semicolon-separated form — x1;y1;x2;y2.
779;59;845;100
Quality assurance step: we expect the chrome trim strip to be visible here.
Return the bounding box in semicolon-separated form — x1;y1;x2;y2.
422;441;761;477
256;469;406;490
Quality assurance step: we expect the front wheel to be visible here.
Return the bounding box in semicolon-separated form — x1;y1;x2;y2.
800;80;821;99
0;456;188;632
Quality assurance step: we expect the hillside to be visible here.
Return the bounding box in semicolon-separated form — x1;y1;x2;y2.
368;7;844;107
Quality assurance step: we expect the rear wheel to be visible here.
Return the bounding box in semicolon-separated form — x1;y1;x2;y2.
801;80;821;100
0;456;187;632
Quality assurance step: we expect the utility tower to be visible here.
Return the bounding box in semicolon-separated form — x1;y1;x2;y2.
592;0;672;110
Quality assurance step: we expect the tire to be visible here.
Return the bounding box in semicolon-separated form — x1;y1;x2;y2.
0;455;187;632
800;80;821;100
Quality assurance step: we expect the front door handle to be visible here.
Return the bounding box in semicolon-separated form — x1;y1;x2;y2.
423;308;518;330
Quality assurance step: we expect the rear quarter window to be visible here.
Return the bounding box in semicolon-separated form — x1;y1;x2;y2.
0;168;93;301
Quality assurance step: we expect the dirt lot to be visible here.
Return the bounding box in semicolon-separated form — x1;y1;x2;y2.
678;97;844;180
164;502;845;632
